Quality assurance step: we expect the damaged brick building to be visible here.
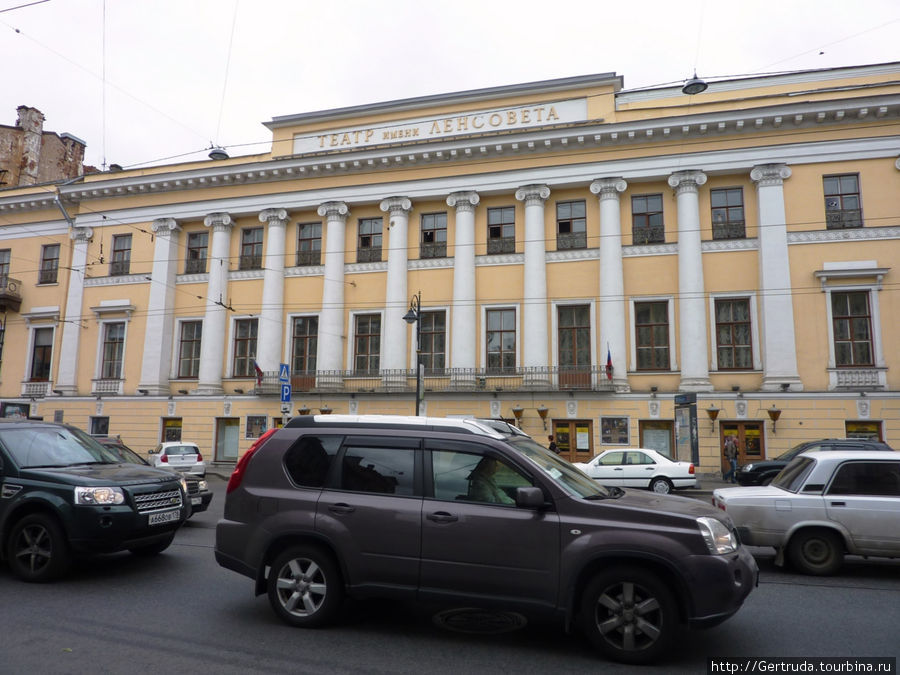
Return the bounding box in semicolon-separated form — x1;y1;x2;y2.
0;106;86;187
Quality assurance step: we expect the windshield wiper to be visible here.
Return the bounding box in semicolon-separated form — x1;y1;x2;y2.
72;461;115;466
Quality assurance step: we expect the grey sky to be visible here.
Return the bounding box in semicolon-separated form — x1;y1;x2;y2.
3;0;898;170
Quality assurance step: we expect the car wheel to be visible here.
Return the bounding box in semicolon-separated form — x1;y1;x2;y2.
649;477;673;494
129;532;176;557
788;529;844;575
268;545;343;627
7;513;71;582
580;566;677;664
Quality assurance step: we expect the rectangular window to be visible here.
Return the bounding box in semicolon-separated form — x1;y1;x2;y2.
824;174;862;229
101;322;125;379
292;316;318;374
163;418;183;442
110;234;132;276
832;291;873;366
486;308;516;373
710;188;745;240
558;304;591;388
39;244;60;284
715;298;752;369
90;416;110;436
601;417;630;445
30;326;53;381
420;311;446;373
240;228;263;270
354;314;381;374
0;249;9;282
357;218;383;263
246;415;267;439
232;318;258;377
178;321;202;378
632;194;665;244
296;222;322;266
557;200;587;250
487;207;515;254
340;444;415;496
186;231;208;273
635;301;669;370
420;212;447;258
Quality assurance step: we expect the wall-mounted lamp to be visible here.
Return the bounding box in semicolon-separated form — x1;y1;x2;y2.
706;405;720;432
234;388;244;394
137;388;149;396
298;405;310;415
177;389;189;395
537;405;549;430
767;406;782;433
52;389;64;396
511;405;524;427
319;405;332;415
650;386;658;399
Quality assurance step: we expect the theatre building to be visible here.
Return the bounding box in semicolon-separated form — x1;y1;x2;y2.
0;61;898;474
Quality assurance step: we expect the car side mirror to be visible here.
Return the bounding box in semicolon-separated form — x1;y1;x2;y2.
148;449;158;454
515;486;545;509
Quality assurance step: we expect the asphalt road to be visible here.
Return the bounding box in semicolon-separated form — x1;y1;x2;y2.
1;477;898;674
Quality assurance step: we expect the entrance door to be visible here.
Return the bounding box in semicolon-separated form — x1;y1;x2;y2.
553;420;593;463
720;422;764;471
215;417;240;462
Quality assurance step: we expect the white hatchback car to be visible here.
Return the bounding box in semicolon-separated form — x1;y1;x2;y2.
712;450;900;575
150;441;206;477
573;448;697;494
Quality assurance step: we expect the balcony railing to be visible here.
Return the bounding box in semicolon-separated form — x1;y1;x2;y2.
92;378;124;395
826;209;862;230
253;366;616;395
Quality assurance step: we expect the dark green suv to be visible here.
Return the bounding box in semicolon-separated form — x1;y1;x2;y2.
0;419;189;582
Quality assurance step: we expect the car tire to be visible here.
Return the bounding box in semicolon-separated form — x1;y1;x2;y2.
580;566;677;664
7;513;71;583
649;477;673;494
787;529;844;575
129;532;176;556
268;545;343;628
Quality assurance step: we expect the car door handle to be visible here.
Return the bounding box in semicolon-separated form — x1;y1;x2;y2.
328;503;355;515
830;501;846;507
613;468;623;471
427;511;458;523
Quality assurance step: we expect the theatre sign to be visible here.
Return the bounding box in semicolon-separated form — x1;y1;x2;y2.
293;98;588;155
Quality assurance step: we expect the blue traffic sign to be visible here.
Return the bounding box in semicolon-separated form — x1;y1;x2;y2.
279;363;290;382
281;383;291;403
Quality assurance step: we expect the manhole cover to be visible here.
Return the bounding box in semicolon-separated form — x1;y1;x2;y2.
432;608;528;635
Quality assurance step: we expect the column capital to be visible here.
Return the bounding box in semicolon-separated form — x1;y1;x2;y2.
259;208;288;225
750;163;792;187
317;201;350;220
447;191;480;212
379;196;412;216
667;170;707;193
515;184;551;205
69;226;93;242
151;218;180;236
590;177;628;199
203;212;233;231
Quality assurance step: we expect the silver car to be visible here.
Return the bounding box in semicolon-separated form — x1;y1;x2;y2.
713;450;900;575
149;441;207;477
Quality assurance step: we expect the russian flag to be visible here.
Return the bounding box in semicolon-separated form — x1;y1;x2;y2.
605;347;613;381
253;360;264;386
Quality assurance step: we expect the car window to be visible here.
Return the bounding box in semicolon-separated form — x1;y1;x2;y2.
0;426;119;468
507;436;611;499
599;452;625;466
431;449;531;506
629;451;655;465
771;456;816;492
827;461;900;497
164;445;197;455
284;435;341;487
340;444;415;496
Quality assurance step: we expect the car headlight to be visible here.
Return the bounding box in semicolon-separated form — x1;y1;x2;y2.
75;486;125;506
696;516;738;555
197;479;208;491
741;464;753;472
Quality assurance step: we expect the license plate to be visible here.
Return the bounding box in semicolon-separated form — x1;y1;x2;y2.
191;497;202;505
148;509;180;526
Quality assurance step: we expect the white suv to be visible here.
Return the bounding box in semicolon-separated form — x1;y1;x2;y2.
149;442;206;477
713;450;900;575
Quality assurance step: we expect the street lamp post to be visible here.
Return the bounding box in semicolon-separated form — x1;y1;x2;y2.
403;292;423;416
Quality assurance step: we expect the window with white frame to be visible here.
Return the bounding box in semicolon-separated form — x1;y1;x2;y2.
232;318;258;377
100;322;126;379
634;301;670;370
178;320;202;378
831;291;873;367
110;234;132;276
39;244;60;284
30;326;54;381
353;314;381;374
486;308;516;374
714;298;752;370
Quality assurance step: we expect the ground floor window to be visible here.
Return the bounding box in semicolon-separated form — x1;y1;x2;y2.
90;416;110;436
845;420;882;441
162;418;182;442
639;420;673;458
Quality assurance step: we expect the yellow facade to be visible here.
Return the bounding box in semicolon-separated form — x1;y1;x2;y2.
1;62;898;473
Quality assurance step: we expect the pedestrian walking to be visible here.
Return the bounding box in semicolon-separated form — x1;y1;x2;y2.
723;436;739;483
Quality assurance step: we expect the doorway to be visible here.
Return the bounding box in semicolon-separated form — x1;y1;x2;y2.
553;420;593;462
720;422;764;472
215;417;240;462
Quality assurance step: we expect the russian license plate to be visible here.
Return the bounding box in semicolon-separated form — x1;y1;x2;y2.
191;497;202;506
148;509;180;526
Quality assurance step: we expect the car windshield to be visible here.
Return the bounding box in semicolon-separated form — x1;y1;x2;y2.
102;442;147;465
507;436;612;499
775;443;812;461
0;425;121;468
771;456;816;492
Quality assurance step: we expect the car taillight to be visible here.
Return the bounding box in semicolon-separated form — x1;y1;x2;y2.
196;452;203;461
160;454;168;463
226;427;277;494
689;463;695;474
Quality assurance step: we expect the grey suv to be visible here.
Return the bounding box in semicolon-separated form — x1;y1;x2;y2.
215;415;757;664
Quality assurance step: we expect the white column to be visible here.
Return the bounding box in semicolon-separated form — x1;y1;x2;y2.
447;191;479;381
137;218;181;395
317;201;349;374
256;208;288;376
380;197;412;376
668;170;712;392
515;184;551;377
751;164;802;391
196;212;233;395
55;226;92;395
590;178;629;392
